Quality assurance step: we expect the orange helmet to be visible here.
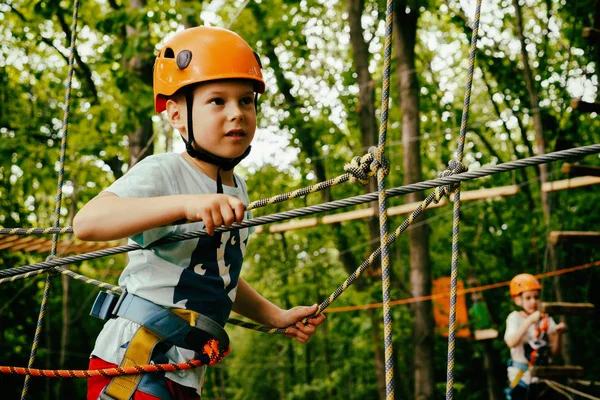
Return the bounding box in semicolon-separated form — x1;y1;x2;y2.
153;26;265;113
510;273;541;297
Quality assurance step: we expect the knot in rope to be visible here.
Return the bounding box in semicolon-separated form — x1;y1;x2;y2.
344;147;390;185
203;339;230;366
45;256;60;277
435;160;467;201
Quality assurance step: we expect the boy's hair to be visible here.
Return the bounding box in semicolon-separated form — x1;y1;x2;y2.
153;26;265;113
509;273;541;298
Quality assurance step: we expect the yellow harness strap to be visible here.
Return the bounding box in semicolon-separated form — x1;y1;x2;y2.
104;309;199;399
104;326;160;399
510;368;526;389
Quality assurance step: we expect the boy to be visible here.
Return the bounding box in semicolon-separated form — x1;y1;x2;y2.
504;273;566;400
74;26;325;400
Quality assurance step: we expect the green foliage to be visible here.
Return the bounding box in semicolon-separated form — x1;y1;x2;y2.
1;0;599;399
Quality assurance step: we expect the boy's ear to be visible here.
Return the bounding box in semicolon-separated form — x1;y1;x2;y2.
514;296;522;307
166;98;186;133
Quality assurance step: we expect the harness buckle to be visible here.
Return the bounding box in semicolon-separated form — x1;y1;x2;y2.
97;387;117;400
90;290;126;321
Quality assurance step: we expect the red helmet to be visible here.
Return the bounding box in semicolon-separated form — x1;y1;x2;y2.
153;26;265;113
510;273;541;297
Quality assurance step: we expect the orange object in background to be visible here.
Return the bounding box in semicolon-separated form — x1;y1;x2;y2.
432;277;471;338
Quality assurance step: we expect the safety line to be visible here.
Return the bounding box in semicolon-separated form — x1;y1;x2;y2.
1;144;599;280
1;360;204;379
545;380;574;400
2;144;598;238
544;380;600;400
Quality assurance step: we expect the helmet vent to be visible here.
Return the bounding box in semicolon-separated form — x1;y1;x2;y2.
163;48;175;59
177;50;192;69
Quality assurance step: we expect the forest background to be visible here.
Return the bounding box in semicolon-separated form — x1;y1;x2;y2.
0;0;599;399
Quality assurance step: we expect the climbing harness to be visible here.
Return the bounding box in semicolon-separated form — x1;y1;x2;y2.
90;291;229;399
506;313;551;398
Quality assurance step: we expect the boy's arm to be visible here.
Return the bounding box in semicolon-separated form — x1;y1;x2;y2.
73;191;245;241
505;311;540;348
232;277;326;343
548;321;566;356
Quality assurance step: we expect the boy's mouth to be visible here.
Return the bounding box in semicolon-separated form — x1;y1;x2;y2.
226;129;246;137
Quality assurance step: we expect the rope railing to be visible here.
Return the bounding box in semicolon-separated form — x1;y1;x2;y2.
3;144;597;238
1;144;599;282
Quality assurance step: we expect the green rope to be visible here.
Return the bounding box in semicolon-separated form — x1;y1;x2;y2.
21;0;81;398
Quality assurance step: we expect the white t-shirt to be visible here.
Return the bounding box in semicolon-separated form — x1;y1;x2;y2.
91;153;253;392
504;310;557;385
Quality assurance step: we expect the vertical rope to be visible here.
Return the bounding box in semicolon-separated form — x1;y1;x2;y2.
21;1;81;398
377;0;395;398
445;1;483;400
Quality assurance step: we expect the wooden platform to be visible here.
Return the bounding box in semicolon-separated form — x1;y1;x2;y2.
542;176;600;192
473;328;499;341
530;365;584;379
541;302;595;315
0;235;120;255
571;98;600;113
549;231;600;245
561;163;600;177
583;27;600;42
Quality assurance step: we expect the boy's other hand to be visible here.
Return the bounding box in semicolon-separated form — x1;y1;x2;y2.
527;310;541;324
184;194;245;235
555;322;567;333
277;304;326;344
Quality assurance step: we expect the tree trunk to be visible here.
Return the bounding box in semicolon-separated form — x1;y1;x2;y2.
512;0;550;218
481;340;503;400
126;0;154;168
128;119;154;167
279;234;296;393
394;3;435;400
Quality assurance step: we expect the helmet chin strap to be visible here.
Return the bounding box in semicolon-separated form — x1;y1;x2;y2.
183;90;251;193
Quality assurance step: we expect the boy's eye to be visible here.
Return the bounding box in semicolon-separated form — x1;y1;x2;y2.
240;96;254;106
210;98;225;105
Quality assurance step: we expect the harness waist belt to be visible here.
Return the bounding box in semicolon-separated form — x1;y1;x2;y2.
91;291;229;354
508;360;529;371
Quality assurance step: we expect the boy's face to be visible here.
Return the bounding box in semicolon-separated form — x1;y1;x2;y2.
188;79;257;159
514;290;540;314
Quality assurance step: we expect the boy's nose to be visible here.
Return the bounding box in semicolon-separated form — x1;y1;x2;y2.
228;104;244;121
